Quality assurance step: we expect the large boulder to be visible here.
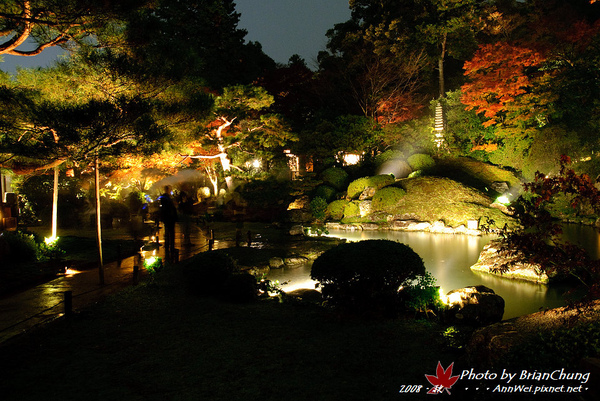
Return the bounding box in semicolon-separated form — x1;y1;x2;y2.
470;240;559;284
467;300;600;367
442;285;505;326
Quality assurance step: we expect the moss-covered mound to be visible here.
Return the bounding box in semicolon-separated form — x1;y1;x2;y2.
395;177;513;227
434;157;521;196
347;174;396;199
372;187;406;213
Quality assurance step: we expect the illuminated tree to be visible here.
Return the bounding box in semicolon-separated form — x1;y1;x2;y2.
187;85;293;192
0;0;146;56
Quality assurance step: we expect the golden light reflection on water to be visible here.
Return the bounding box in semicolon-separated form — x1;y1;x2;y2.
270;229;577;319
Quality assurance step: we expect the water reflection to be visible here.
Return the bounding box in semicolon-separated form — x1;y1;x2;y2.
267;228;600;319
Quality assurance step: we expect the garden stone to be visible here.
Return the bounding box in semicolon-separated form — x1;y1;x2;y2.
284;256;309;268
490;181;509;194
285;288;322;303
269;257;285;268
470;240;557;283
359;187;377;200
443;285;505;326
406;221;431;231
289;225;305;236
361;223;379;231
359;201;372;217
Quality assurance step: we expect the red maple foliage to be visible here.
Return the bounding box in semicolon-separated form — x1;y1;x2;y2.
460;42;546;128
425;362;460;395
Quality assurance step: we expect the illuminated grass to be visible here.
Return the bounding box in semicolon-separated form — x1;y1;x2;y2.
396;177;515;228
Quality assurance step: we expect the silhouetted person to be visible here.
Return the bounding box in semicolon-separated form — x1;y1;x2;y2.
159;186;178;258
178;191;194;247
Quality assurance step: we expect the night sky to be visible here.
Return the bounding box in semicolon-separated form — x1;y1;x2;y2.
0;0;351;73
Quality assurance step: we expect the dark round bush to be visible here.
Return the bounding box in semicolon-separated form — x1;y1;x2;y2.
0;231;40;265
311;240;425;316
320;167;349;191
314;185;337;203
222;273;258;303
182;251;236;296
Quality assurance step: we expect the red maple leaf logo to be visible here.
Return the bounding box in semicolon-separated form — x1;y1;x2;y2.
425;362;460;395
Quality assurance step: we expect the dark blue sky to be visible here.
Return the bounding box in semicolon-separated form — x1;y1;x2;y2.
0;1;351;73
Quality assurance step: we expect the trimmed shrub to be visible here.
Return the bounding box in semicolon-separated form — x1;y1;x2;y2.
310;240;425;316
309;196;328;221
182;251;236;296
222;273;257;303
407;154;435;171
314;185;337;203
342;201;361;220
372;187;406;213
347;175;396;199
375;149;404;166
321;167;349;191
326;200;349;220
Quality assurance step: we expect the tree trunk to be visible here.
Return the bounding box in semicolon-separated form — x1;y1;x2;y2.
216;118;235;192
51;166;58;240
438;32;447;99
95;154;104;285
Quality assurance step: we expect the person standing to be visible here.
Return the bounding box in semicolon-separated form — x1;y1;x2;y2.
159;186;178;259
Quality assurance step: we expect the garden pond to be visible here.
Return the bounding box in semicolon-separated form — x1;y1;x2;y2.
267;224;600;320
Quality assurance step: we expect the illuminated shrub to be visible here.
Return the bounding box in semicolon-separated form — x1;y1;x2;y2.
347;174;396;199
326;200;349;220
321;167;349;191
372;187;406;213
311;240;425;316
342;201;360;220
407;154;435;171
182;251;236;296
375;149;404;166
309;197;328;221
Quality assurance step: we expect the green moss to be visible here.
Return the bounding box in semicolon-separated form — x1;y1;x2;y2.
342;201;361;219
407;154;435;171
375;149;404;166
372;187;406;213
395;177;515;228
347;174;395;199
326;200;349;220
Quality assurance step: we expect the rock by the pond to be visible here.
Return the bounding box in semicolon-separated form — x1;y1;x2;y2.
284;256;309;268
467;300;600;367
442;285;505;326
359;200;372;217
285;288;322;303
269;257;285;268
491;181;510;194
470;240;552;284
289;225;304;236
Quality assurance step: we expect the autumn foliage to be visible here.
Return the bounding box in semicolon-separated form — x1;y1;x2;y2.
461;42;546;128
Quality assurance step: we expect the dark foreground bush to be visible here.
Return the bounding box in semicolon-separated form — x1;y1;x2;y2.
182;252;236;296
223;273;258;303
311;240;425;317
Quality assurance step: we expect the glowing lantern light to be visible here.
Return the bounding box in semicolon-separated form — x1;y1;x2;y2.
44;236;59;246
495;195;510;206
